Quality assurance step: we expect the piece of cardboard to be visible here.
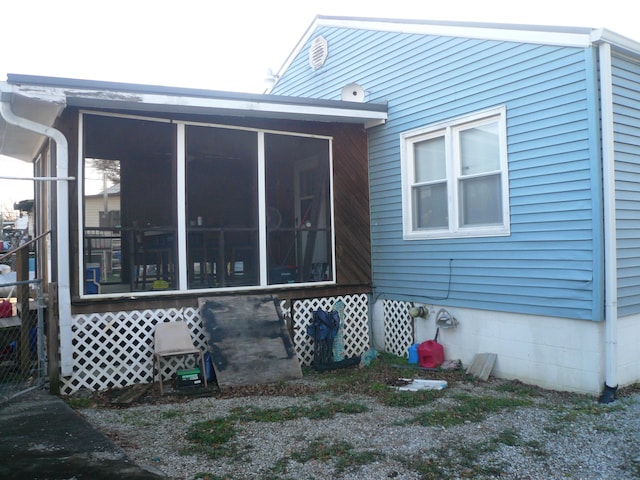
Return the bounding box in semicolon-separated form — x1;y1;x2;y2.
199;295;302;390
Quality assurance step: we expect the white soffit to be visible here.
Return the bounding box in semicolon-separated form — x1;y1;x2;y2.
0;88;65;161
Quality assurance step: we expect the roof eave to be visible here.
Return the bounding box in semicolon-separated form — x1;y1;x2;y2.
591;28;640;57
0;76;387;161
5;74;387;122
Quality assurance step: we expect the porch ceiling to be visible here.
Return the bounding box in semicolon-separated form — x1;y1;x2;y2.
0;74;388;163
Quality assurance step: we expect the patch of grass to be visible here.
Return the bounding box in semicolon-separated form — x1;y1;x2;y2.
121;411;156;427
494;428;521;447
265;457;292;478
550;399;626;426
306;351;468;409
193;474;226;480
524;439;549;458
291;437;353;463
290;437;383;474
404;446;506;479
594;423;618;433
408;394;533;427
185;417;237;459
403;454;442;479
543;399;626;436
186;401;367;460
65;397;93;409
496;380;544;398
335;449;382;474
231;401;367;423
401;431;520;478
379;388;443;408
161;410;182;419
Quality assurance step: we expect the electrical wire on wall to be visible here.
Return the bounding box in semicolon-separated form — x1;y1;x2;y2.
372;258;454;303
423;258;453;301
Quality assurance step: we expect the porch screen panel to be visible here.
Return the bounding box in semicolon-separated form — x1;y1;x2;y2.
185;125;259;288
82;114;177;294
265;133;333;284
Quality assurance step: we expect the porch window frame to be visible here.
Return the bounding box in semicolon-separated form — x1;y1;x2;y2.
78;110;337;298
400;106;510;240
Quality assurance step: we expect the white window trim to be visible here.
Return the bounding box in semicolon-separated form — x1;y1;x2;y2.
401;106;510;240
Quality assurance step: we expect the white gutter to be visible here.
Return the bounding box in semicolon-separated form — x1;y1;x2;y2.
0;94;74;377
598;42;618;402
591;28;640;58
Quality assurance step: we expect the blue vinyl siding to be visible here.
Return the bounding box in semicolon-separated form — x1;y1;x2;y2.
613;53;640;317
274;26;603;320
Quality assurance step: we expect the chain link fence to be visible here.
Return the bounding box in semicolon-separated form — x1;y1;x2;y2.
0;247;46;403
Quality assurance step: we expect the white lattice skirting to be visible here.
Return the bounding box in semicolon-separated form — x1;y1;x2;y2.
61;294;371;395
289;294;370;367
382;299;414;358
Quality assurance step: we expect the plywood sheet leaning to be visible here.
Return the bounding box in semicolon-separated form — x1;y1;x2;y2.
465;353;497;381
198;295;302;389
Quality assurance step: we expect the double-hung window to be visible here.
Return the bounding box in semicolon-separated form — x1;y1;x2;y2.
401;107;509;239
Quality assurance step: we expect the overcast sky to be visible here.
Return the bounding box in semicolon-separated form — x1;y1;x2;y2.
1;0;638;211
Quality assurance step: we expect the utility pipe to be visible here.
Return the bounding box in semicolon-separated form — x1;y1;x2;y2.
0;175;75;181
0;91;74;377
598;42;618;403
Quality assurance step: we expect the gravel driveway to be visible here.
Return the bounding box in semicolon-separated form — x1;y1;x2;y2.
74;359;640;480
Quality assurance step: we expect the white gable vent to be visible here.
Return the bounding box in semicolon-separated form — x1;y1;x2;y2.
309;35;328;70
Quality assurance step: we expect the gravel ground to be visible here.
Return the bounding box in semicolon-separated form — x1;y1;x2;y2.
74;364;640;480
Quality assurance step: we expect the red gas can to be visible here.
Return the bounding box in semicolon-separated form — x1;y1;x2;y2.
418;339;444;369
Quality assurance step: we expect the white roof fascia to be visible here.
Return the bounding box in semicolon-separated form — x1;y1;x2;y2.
315;17;594;48
1;82;67;106
591;28;640;57
10;84;387;126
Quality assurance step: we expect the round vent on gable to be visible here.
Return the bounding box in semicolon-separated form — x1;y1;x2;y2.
309;35;328;70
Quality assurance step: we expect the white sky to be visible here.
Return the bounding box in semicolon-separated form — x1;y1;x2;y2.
1;0;638;211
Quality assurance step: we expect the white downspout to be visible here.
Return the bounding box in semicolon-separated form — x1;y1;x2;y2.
598;42;618;403
0;93;74;377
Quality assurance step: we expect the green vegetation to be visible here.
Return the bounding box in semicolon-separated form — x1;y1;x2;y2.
185;417;237;459
289;437;383;474
91;352;631;478
185;401;367;460
407;394;534;427
379;388;444;407
65;397;93;409
230;401;367;423
496;380;544;398
161;410;183;420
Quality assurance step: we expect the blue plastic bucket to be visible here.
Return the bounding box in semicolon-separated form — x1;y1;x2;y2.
408;344;419;364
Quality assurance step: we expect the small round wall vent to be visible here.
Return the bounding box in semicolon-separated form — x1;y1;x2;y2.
309;35;328;70
341;83;366;102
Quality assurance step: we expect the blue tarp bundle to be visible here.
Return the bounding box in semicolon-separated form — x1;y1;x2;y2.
307;310;340;343
307;310;360;371
307;310;345;370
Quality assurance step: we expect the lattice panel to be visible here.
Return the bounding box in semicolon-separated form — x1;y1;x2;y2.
60;295;371;394
60;307;206;395
292;294;370;366
383;300;413;357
